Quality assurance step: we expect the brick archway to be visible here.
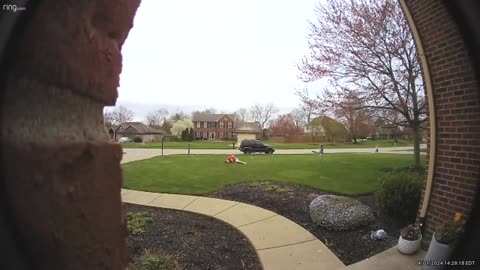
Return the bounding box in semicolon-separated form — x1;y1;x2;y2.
400;0;480;244
0;0;479;269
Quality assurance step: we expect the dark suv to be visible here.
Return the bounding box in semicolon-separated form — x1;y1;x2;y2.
239;140;275;154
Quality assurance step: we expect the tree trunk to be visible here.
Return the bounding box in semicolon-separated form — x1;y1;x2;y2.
412;126;421;168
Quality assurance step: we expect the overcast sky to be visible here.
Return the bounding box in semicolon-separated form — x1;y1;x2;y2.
115;0;327;120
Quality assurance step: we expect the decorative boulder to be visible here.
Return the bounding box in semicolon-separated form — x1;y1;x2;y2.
309;195;375;231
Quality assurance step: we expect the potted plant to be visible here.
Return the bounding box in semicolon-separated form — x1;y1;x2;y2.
398;224;422;254
422;213;465;270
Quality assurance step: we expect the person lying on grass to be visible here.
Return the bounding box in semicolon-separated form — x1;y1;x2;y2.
225;155;247;164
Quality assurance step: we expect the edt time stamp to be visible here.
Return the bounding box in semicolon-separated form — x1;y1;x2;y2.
415;260;476;267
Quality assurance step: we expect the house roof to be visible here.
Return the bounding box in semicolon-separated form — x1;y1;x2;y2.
234;121;261;133
309;115;340;125
116;122;163;134
192;114;235;122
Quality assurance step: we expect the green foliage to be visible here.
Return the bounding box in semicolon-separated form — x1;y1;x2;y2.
130;250;182;270
127;212;153;236
376;171;424;222
189;128;194;141
181;129;187;141
181;128;194;141
435;213;464;245
134;136;143;143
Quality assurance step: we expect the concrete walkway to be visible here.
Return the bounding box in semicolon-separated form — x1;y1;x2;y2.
346;246;424;270
122;189;346;270
121;145;427;164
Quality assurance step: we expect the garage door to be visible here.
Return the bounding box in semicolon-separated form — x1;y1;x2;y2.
237;134;256;143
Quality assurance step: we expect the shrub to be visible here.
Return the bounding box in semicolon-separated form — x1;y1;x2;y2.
130;250;182;270
127;212;153;236
309;195;374;231
376;171;424;222
134;136;143;143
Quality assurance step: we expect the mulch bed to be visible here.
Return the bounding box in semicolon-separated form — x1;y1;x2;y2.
209;181;407;265
126;204;262;270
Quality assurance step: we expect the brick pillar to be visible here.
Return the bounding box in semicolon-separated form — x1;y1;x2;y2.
1;0;140;269
404;0;480;242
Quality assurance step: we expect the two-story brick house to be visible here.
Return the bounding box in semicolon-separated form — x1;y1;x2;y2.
192;114;236;140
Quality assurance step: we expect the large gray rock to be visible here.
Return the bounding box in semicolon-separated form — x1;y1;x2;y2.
309;195;374;231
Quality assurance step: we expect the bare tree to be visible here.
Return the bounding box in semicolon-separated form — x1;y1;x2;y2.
104;105;134;126
146;108;169;128
290;108;307;128
298;0;426;167
234;108;250;122
191;107;217;118
103;110;115;129
249;103;279;137
295;88;322;125
113;105;134;124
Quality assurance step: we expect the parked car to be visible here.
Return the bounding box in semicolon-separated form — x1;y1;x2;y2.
118;137;132;143
239;140;275;154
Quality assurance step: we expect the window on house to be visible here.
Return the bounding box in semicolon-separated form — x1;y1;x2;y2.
203;122;207;128
219;122;224;128
220;132;224;138
196;122;201;128
228;122;232;128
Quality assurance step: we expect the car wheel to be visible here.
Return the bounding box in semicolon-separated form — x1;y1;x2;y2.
266;149;274;154
244;149;251;154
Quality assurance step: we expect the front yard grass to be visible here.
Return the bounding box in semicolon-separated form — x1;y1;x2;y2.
122;153;425;195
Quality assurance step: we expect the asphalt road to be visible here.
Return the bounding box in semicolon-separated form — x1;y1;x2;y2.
120;145;427;164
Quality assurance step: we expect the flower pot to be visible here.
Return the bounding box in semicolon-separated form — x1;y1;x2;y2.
398;234;422;254
422;233;453;270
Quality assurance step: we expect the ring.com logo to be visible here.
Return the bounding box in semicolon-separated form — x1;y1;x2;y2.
3;3;27;12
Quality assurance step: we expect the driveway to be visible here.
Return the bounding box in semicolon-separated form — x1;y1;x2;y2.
121;145;427;164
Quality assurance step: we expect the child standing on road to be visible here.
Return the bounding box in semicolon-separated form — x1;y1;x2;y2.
320;145;324;160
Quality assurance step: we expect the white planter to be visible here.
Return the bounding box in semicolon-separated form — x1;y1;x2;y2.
398;234;422;254
422;233;453;270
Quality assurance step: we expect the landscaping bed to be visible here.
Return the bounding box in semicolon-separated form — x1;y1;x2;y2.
209;181;406;265
126;204;262;270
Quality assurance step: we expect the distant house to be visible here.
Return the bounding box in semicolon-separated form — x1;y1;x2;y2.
192;114;236;140
303;116;348;142
304;116;343;136
107;122;163;142
375;126;403;140
233;121;262;143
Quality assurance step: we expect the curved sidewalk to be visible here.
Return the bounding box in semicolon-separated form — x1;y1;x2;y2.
122;189;345;270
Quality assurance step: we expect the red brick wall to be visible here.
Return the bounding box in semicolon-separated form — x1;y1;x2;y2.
405;0;480;241
1;0;140;269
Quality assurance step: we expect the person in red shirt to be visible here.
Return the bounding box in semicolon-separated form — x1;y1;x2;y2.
225;155;246;164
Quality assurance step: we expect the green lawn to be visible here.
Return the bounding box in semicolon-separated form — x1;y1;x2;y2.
122;153;424;196
121;139;413;150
